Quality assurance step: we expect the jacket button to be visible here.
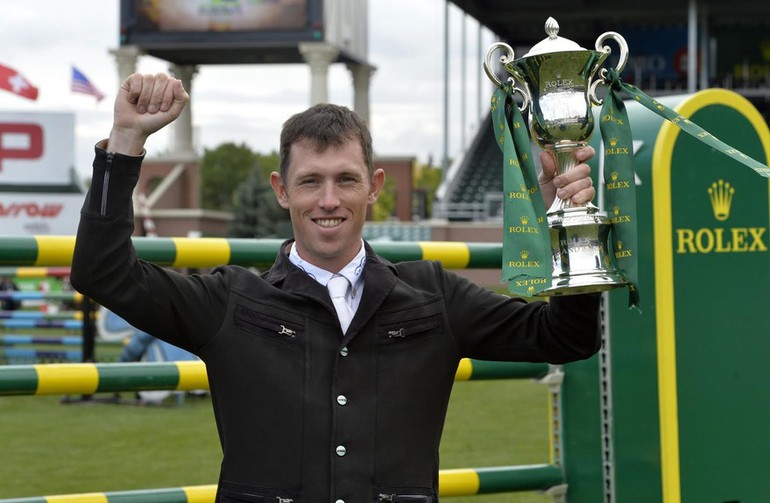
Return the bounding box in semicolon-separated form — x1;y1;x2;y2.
335;445;347;457
336;395;348;406
340;346;349;356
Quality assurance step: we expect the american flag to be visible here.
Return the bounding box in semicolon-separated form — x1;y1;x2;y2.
71;66;105;102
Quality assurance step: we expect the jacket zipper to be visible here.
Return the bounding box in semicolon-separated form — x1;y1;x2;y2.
377;494;432;502
385;316;441;340
100;152;114;216
238;495;293;503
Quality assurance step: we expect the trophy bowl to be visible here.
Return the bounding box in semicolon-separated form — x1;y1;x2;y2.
484;17;629;296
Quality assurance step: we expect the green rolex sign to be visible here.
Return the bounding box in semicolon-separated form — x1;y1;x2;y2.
653;89;770;503
560;88;770;503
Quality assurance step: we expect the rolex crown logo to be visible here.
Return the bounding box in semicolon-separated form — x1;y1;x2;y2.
617;240;623;250
527;285;536;296
609;137;618;147
520;250;529;260
708;179;735;221
611;171;619;181
521;183;527;192
613;205;620;216
520;215;529;225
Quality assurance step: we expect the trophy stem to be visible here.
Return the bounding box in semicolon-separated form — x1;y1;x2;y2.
545;141;598;215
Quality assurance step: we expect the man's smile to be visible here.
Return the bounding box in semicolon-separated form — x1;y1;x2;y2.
314;218;345;228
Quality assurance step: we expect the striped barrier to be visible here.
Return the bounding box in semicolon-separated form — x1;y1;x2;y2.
0;359;549;396
0;319;82;330
0;348;81;362
0;334;122;346
0;266;71;278
0;291;83;302
1;334;87;346
0;465;563;502
0;310;85;320
0;236;502;269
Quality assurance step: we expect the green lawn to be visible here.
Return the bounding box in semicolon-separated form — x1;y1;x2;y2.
0;378;551;502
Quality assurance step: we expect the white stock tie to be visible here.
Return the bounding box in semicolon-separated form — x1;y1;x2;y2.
327;275;353;334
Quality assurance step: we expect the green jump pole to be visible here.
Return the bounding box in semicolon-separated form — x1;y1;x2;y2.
0;236;503;269
0;464;564;502
0;359;549;396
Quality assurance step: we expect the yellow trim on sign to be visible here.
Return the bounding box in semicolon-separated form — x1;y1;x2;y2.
46;493;109;502
454;358;473;381
182;484;217;503
171;238;231;268
34;235;76;266
176;361;210;391
547;391;555;465
35;363;99;395
419;241;470;269
438;468;481;496
652;88;770;503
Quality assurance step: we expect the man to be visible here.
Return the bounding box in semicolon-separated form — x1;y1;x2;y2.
0;275;21;311
72;73;600;502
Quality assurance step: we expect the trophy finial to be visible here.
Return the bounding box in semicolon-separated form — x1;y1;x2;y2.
545;17;559;39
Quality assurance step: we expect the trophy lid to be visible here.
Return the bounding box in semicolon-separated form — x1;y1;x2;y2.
523;17;587;57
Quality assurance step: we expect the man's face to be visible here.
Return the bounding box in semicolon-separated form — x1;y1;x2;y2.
271;139;384;273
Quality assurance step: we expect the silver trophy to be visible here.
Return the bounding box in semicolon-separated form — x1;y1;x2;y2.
483;17;629;295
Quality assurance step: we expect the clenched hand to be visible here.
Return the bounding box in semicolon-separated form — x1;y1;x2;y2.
107;73;189;156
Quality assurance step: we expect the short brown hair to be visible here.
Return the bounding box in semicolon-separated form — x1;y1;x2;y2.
279;103;373;181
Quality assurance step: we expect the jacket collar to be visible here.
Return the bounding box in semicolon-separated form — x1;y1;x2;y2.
265;239;397;286
264;239;398;340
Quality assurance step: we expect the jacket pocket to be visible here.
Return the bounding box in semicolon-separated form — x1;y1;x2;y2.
220;481;298;502
374;486;434;502
378;312;443;346
234;304;304;347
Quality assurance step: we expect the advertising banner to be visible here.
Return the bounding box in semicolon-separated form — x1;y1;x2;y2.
0;112;75;186
0;193;82;235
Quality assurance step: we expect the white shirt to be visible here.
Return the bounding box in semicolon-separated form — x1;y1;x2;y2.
288;241;366;316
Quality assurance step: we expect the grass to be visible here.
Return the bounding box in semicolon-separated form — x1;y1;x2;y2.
0;376;552;502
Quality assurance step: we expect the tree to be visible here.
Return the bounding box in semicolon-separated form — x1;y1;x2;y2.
413;161;442;218
229;169;292;239
200;143;260;211
371;177;396;221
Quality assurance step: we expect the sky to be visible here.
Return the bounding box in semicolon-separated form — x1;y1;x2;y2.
0;0;500;180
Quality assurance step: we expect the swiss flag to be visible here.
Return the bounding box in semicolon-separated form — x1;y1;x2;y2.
0;64;39;101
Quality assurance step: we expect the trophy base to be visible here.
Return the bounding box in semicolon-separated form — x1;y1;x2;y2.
534;205;628;297
537;271;628;296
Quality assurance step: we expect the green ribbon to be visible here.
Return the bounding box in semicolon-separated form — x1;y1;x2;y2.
599;72;641;310
603;69;770;179
491;84;551;297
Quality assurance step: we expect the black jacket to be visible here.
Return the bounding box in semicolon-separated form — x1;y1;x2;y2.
71;146;600;502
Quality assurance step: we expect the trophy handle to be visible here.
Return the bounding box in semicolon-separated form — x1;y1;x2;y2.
589;31;629;106
483;42;531;111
